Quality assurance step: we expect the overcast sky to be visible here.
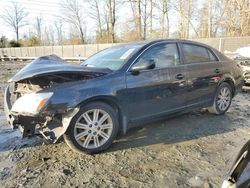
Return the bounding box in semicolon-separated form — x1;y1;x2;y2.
0;0;96;40
0;0;186;41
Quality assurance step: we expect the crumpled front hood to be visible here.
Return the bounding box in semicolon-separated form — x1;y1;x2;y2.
9;55;112;82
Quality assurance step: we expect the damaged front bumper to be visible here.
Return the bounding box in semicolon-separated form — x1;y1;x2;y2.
4;85;79;143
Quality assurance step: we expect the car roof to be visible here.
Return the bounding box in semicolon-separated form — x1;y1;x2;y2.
110;39;229;62
115;39;229;63
114;39;212;49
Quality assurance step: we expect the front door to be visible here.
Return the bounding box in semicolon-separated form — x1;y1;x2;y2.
124;42;187;122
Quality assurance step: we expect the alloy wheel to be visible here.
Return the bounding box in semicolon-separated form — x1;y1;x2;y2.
217;87;231;111
73;109;113;149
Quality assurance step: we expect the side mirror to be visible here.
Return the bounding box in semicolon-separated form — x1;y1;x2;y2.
130;59;156;73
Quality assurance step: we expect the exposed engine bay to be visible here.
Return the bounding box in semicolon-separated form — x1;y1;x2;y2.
4;55;111;142
11;72;104;95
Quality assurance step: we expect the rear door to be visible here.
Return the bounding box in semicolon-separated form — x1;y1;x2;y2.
125;42;187;121
180;42;222;107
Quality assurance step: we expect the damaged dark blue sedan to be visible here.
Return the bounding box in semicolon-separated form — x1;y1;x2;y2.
4;39;243;153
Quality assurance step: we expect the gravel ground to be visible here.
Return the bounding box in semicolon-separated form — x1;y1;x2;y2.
0;60;249;188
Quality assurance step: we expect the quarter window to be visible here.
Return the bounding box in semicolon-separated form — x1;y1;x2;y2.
135;43;180;69
183;44;217;64
207;50;218;61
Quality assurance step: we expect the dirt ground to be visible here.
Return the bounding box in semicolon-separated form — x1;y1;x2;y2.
0;60;250;188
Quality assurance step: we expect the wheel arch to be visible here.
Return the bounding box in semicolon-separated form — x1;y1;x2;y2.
218;74;236;96
209;77;234;115
76;96;128;135
224;79;235;96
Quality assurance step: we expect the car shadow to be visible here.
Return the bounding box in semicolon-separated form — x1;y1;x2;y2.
0;126;43;153
107;109;247;153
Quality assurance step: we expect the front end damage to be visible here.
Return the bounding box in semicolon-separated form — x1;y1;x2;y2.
4;55;110;142
4;86;79;142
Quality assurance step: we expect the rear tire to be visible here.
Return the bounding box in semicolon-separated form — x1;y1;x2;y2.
208;82;233;115
64;102;119;154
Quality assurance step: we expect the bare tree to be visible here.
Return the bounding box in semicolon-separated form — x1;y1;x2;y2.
43;25;55;46
89;0;104;38
226;0;250;37
60;0;85;43
177;0;185;38
142;0;148;39
196;0;235;37
196;0;213;37
1;1;28;41
149;0;153;34
128;0;140;39
107;0;116;43
128;0;142;39
128;0;151;40
172;0;198;38
207;0;213;38
34;16;42;43
54;20;63;45
155;0;171;38
103;9;109;35
186;0;191;38
137;0;143;39
89;0;117;43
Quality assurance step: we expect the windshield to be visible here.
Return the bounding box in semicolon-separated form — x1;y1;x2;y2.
81;44;142;70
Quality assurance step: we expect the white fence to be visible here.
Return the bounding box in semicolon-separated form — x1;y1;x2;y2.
1;36;250;60
0;43;120;60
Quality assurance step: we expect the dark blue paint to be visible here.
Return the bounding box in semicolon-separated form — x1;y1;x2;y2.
5;39;244;135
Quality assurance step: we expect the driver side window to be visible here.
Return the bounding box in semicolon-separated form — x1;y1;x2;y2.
135;43;180;69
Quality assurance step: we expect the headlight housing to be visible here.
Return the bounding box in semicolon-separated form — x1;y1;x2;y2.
11;92;53;115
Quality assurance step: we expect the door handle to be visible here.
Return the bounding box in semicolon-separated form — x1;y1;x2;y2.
175;73;184;80
214;68;220;74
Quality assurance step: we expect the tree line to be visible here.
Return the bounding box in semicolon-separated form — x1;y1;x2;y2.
0;0;250;47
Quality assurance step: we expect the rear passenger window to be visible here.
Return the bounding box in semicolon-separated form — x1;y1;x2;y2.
183;44;217;64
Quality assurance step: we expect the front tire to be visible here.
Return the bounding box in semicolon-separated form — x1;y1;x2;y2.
208;82;233;115
64;102;119;154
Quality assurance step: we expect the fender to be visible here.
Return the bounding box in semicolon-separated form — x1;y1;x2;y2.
219;74;236;85
218;74;236;95
75;95;128;135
